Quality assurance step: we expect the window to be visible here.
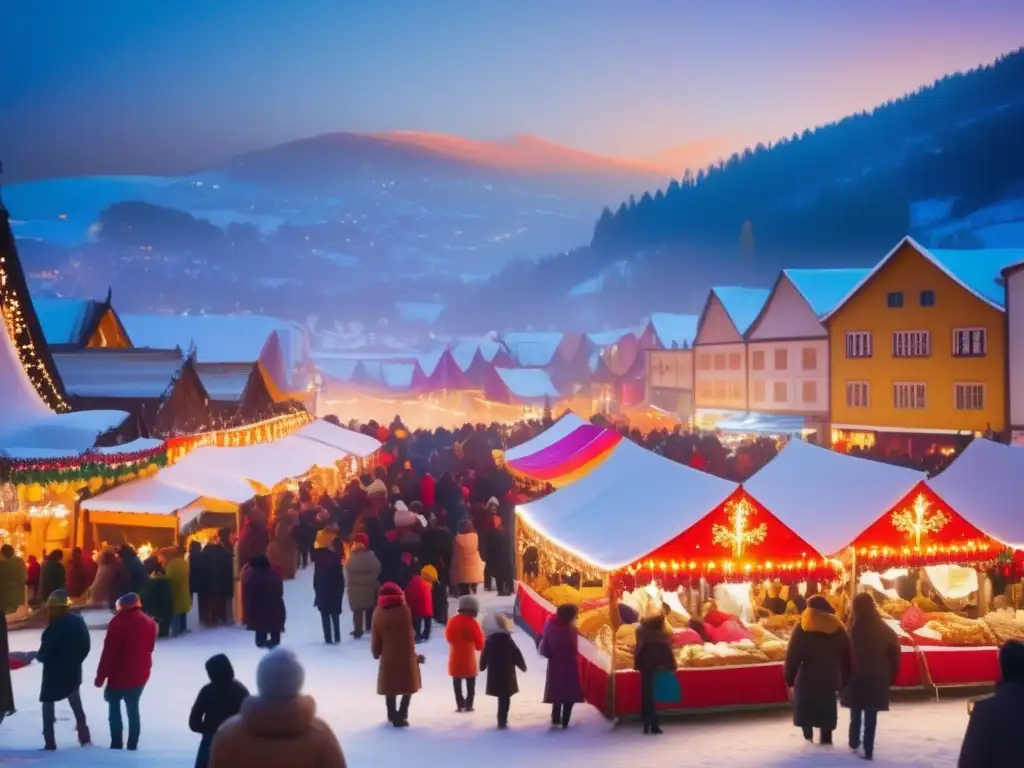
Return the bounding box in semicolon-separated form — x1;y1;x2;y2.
954;383;985;411
920;290;935;307
752;380;766;402
713;353;726;370
714;380;727;400
802;380;818;404
698;381;714;401
750;350;765;371
845;331;872;358
728;381;744;400
846;381;869;408
887;292;904;308
802;347;817;371
773;381;787;403
953;328;987;357
697;354;712;370
892;331;930;357
894;382;927;410
727;352;742;370
774;348;788;371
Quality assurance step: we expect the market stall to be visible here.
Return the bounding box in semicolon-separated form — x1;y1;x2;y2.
514;439;837;717
504;421;622;488
746;439;1011;690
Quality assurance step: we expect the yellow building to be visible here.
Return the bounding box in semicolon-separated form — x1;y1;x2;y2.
823;236;1023;445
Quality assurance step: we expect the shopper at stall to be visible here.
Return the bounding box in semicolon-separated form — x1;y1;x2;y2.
37;589;91;749
957;639;1024;768
0;544;27;614
486;512;514;597
633;614;677;735
39;549;66;603
479;612;526;729
840;592;900;760
268;513;299;580
784;594;853;745
538;603;584;729
95;592;158;751
292;512;316;571
164;546;192;637
313;539;345;645
189;653;250;768
139;558;173;639
450;519;485;596
243;555;285;649
345;535;381;639
64;548;92;599
370;582;422;727
26;554;40;606
90;550;125;609
205;535;235;627
119;546;148;596
209;648;347;768
446;594;484;712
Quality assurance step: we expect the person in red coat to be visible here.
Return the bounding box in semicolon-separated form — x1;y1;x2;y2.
405;565;434;643
419;473;436;512
243;555;285;649
95;593;157;751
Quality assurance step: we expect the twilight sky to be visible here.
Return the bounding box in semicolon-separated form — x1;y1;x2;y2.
2;0;1022;179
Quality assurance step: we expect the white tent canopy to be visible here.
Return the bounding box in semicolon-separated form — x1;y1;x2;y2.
743;439;925;556
294;419;381;458
927;438;1024;549
156;461;258;504
517;440;737;571
81;477;201;515
504;412;590;462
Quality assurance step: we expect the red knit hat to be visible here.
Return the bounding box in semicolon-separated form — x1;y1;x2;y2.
378;581;405;609
353;534;369;549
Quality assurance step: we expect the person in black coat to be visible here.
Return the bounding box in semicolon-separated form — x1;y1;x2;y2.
204;539;235;627
189;653;249;768
292;515;316;570
485;514;514;597
243;555;285;649
119;546;149;595
39;550;66;603
188;540;209;615
958;639;1024;768
633;614;677;735
37;590;91;749
841;593;901;760
312;540;345;644
478;612;526;729
784;595;853;745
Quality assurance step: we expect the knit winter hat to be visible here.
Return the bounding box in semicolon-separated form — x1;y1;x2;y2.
46;589;70;609
483;612;514;636
420;564;438;584
458;595;480;615
486;497;500;508
116;592;141;612
378;581;405;609
364;478;387;496
256;648;305;700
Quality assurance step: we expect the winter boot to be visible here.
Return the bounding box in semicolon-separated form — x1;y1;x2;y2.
77;723;92;746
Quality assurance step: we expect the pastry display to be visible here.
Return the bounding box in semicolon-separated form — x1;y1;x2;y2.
982;611;1024;645
913;613;996;647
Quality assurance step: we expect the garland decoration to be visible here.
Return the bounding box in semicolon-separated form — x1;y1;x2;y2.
6;445;169;486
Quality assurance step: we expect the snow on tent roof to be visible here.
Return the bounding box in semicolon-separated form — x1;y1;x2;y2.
295;418;381;458
505;412;590;461
450;338;506;371
926;248;1024;308
33;297;97;345
79;477;201;515
53;349;184;399
649;313;698;348
93;437;164;455
517;440;738;570
502;332;564;367
711;287;771;335
782;269;871;318
120;313;299;363
495;367;559;401
927;438;1024;549
743;439;925;555
394;302;445;325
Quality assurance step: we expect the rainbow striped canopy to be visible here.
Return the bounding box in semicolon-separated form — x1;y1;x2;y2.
506;423;622;487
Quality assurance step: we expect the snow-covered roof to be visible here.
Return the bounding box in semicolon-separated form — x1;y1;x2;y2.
711;287;771;335
120;313;300;363
781;269;872;318
53;349;184;399
495;367;559;400
79;477;203;515
502;332;564;367
649;313;698;349
33;297;102;346
927;438;1024;549
586;327;639;347
450;338;506;371
0;410;129;454
822;237;1024;321
195;364;253;401
505;412;590;461
315;357;359;382
294;418;381;458
394;302;444;325
743;439;925;555
517;440;737;570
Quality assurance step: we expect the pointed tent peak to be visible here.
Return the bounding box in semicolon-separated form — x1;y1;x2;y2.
103;287;113;306
424;347;473;391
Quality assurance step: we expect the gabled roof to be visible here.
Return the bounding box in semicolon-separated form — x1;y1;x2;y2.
34;297;108;347
781;269;872;318
586;327;641;347
53;348;186;399
503;332;564;367
696;286;770;341
120;313;300;363
495;367;559;400
195;362;258;401
648;313;698;349
821;236;1024;322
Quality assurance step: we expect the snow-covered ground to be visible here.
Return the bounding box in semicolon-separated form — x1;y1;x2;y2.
3;570;970;767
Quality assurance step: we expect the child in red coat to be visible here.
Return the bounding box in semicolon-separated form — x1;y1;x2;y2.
406;564;434;643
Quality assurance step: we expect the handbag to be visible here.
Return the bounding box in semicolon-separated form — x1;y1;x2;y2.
653;669;681;704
